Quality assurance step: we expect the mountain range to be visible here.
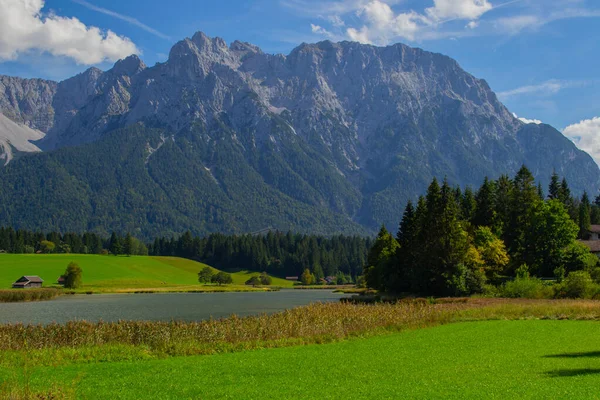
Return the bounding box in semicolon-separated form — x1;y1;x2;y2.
0;31;598;238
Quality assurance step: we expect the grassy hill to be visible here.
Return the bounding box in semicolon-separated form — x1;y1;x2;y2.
0;254;293;291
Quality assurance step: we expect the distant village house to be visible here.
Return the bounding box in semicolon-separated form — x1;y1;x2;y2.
12;276;44;289
580;225;600;257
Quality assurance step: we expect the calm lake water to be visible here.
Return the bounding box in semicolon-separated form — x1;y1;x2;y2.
0;290;350;325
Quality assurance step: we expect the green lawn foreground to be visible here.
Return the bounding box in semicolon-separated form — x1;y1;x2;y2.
0;254;293;290
4;320;600;399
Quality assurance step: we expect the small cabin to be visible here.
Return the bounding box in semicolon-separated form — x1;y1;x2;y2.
12;276;44;289
57;276;66;286
285;276;299;281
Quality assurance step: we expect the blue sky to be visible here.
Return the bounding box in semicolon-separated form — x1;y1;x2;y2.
1;0;599;162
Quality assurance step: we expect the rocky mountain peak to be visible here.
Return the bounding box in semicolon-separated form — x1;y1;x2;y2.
0;32;597;237
110;55;147;77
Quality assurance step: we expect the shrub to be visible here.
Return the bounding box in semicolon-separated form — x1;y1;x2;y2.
245;276;261;286
259;272;272;286
500;277;553;299
555;271;598;299
40;240;55;253
212;272;233;286
588;267;600;284
63;262;83;289
24;245;35;254
300;269;315;285
198;267;214;284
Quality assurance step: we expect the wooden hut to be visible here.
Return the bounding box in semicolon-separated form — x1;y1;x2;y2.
12;276;44;289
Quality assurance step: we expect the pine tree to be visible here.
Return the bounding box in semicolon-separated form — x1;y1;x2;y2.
461;186;477;222
110;232;123;256
473;177;496;228
364;225;398;291
494;175;512;236
123;233;134;256
558;178;571;205
393;201;417;292
507;166;541;262
548;171;560;200
578;191;591;239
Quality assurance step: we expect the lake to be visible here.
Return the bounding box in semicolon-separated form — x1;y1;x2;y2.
0;290;350;324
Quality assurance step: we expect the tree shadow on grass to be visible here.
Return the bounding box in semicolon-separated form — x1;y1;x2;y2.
546;369;600;378
544;351;600;359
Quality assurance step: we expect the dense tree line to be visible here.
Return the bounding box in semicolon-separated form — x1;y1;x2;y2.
366;166;600;296
0;226;370;280
0;229;148;256
149;231;371;280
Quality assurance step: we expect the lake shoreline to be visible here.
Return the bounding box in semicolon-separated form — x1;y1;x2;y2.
0;290;351;325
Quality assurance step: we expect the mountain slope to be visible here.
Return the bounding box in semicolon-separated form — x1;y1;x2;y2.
0;32;598;237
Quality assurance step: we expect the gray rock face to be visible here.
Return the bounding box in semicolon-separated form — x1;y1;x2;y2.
0;32;598;231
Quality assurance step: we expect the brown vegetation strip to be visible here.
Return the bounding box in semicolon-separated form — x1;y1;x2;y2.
1;299;599;354
0;288;65;303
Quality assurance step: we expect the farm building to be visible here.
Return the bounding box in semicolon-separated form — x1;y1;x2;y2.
12;276;44;289
57;276;66;286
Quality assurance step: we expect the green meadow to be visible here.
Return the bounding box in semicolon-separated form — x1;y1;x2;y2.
3;320;600;399
0;254;293;291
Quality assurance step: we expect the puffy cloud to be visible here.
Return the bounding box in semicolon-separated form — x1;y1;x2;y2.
346;1;430;43
0;0;139;65
512;113;542;125
339;0;494;44
563;117;600;166
425;0;493;21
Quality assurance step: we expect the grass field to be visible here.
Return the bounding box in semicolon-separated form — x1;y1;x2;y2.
3;320;600;399
0;254;293;291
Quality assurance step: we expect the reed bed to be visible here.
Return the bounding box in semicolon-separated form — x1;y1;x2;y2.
0;288;65;303
1;299;599;356
0;302;465;353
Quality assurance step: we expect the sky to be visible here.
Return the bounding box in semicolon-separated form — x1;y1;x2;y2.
0;0;599;164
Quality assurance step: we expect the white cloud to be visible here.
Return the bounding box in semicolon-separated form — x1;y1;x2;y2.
345;1;432;43
72;0;170;40
292;0;600;45
494;14;540;34
563;117;600;166
512;113;542;125
311;24;336;39
0;0;139;65
327;15;346;27
425;0;493;21
498;79;593;99
308;0;497;44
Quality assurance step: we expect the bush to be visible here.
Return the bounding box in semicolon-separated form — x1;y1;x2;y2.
500;277;553;299
24;245;35;254
63;262;83;289
259;272;272;286
588;267;600;284
245;276;261;286
212;272;233;286
198;267;214;284
555;271;598;299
